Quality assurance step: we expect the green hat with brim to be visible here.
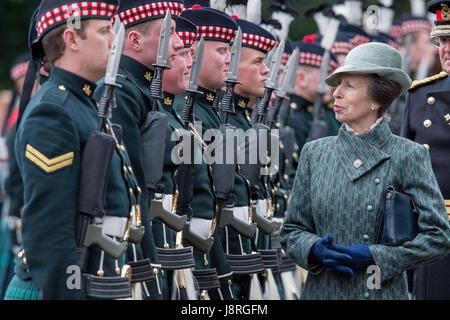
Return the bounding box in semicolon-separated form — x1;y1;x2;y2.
325;42;412;95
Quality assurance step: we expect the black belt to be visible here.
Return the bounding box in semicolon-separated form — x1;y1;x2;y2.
259;249;280;272
157;247;196;270
128;258;155;283
192;268;220;290
83;274;132;299
226;253;265;275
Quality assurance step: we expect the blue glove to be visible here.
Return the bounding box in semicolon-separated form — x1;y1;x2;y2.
325;265;355;278
329;243;375;271
309;234;353;267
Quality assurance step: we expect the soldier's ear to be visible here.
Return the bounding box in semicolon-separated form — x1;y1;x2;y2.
63;28;80;52
127;30;143;51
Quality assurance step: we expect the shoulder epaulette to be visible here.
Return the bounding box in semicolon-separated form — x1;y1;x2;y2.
409;71;448;91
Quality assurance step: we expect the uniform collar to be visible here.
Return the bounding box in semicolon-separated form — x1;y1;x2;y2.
233;93;250;110
290;94;314;113
335;119;393;181
120;55;154;87
162;92;175;109
50;67;97;99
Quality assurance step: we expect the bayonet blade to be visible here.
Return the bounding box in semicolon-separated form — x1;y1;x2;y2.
277;47;299;98
104;20;125;85
227;27;242;82
286;47;299;95
266;38;285;89
156;10;172;67
187;36;205;92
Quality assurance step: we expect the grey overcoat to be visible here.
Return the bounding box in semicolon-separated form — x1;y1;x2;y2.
280;120;450;299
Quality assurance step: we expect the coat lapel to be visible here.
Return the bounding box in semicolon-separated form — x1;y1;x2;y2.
334;120;392;181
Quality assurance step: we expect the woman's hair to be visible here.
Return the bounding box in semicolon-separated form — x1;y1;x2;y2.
366;74;402;117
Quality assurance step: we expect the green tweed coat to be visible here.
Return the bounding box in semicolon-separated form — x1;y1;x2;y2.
280;120;450;300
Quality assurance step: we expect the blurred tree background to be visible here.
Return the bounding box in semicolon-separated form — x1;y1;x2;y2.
0;0;413;90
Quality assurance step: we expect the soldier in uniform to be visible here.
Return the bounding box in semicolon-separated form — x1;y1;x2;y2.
174;6;258;300
401;0;450;300
94;0;185;299
285;42;339;154
225;16;275;236
4;0;143;299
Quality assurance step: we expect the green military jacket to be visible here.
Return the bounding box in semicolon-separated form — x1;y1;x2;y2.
280;120;450;299
95;56;162;299
15;68;139;299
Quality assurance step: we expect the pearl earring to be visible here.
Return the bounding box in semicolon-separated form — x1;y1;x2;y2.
371;106;375;111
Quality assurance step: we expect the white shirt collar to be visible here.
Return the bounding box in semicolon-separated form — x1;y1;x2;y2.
345;117;384;135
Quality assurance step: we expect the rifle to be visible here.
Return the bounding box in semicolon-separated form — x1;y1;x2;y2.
306;18;340;142
141;11;188;232
177;36;214;253
238;40;285;190
211;29;257;239
267;47;299;129
76;21;129;270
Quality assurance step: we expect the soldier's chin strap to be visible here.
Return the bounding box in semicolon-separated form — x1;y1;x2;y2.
16;56;41;127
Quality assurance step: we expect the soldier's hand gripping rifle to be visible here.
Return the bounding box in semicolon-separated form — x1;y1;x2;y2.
175;37;213;253
210;29;256;239
76;21;129;269
140;11;188;232
306;18;340;142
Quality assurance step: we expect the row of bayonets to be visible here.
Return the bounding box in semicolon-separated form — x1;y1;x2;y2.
79;12;342;262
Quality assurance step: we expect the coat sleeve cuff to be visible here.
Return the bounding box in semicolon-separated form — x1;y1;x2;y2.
369;244;403;282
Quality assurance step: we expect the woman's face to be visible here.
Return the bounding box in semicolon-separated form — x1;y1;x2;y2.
332;73;380;132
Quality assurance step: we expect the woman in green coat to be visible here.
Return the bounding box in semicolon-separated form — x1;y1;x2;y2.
280;42;450;300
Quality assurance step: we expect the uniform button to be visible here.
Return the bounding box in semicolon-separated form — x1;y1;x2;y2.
153;268;159;275
120;145;126;152
364;292;370;299
367;205;373;212
363;234;369;241
128;166;133;174
427;96;435;105
374;178;380;184
423;144;430;150
123;166;128;174
137;187;142;195
129;188;134;196
423;119;432;128
280;143;284;150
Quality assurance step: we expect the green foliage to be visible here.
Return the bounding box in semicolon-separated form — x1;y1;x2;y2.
0;0;39;90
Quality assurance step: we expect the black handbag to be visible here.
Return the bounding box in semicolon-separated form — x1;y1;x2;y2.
377;186;419;245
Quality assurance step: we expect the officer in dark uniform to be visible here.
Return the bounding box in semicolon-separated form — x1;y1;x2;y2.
401;0;450;300
95;0;185;299
174;6;257;299
4;0;144;300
